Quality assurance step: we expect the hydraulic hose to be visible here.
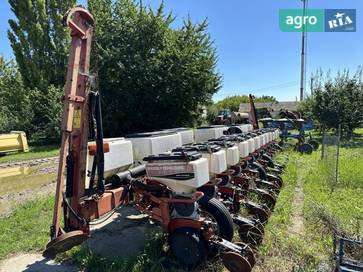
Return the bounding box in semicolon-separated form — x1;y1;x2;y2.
95;93;105;194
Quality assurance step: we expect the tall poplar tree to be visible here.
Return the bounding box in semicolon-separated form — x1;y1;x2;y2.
7;0;76;91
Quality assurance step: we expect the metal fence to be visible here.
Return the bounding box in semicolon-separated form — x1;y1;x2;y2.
321;126;341;193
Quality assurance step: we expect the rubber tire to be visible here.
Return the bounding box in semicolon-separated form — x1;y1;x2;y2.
308;139;320;150
199;197;234;241
298;143;313;154
197;185;217;198
219;174;231;186
169;227;207;269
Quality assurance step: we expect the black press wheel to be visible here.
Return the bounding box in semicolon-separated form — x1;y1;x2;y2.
308;139;320;150
297;143;313;154
197;185;217;198
219;174;231;186
199;197;234;241
169;227;207;269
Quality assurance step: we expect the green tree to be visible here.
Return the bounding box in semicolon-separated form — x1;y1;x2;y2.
27;85;63;142
89;0;221;135
300;70;363;138
6;0;74;141
213;95;276;112
0;57;32;133
0;56;62;141
7;0;75;91
206;94;276;123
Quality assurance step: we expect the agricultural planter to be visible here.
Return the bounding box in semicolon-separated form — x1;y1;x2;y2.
43;6;256;271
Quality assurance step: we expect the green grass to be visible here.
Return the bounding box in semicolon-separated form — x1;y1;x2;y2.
302;138;363;262
59;232;180;272
256;131;363;271
255;151;321;272
0;145;59;163
0;194;179;271
0;134;361;271
0;195;54;259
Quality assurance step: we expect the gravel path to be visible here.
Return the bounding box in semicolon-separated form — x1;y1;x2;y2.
0;157;58;169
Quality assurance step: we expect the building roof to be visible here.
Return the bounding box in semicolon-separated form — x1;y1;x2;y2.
239;101;299;112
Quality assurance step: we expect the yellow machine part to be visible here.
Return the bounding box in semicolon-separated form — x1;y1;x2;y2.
0;166;30;178
0;131;29;154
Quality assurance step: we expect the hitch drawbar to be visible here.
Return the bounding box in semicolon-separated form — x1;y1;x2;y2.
211;236;255;272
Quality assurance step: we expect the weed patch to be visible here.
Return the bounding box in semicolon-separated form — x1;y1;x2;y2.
0;145;59;163
0;195;53;259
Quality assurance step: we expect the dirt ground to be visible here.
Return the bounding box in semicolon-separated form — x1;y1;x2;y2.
0;181;56;217
288;162;305;236
0;254;78;272
0;157;58;218
0;157;58;169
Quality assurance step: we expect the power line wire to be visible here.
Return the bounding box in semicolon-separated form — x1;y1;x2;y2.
216;80;300;96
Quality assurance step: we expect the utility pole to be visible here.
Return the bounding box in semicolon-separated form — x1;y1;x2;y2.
300;0;307;101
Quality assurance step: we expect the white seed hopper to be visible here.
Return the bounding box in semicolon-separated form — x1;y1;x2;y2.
208;140;239;167
262;134;268;146
86;138;133;184
126;131;182;162
195;126;228;143
195;145;227;176
202;150;227;176
144;152;209;194
173;144;227;177
163;128;194;145
247;138;255;154
253;136;260;150
225;145;239;166
214;135;250;159
260;135;265;147
238;141;250;158
274;130;280;140
244;124;254;132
